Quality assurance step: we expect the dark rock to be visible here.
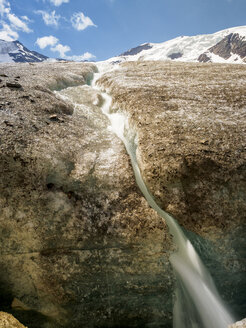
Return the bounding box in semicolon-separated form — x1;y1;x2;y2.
111;60;122;65
4;120;14;127
198;53;211;63
120;43;153;56
168;52;183;59
209;33;246;59
6;82;22;89
199;33;246;62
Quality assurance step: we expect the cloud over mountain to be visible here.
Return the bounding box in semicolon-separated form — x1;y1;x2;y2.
36;35;58;49
35;34;96;61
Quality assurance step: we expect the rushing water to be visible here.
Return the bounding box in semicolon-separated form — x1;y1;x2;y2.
58;68;235;327
91;69;235;328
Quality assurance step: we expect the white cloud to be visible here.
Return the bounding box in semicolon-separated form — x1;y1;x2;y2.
36;10;60;27
7;13;32;33
35;34;96;61
0;0;32;40
0;0;10;16
51;43;70;57
21;16;31;22
49;0;69;6
36;35;58;49
71;12;96;31
50;42;96;61
0;21;18;40
65;52;96;61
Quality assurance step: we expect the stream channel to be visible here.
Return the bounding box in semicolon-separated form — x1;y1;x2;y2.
57;66;235;328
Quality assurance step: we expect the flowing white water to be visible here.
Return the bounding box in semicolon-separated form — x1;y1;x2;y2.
121;134;233;328
65;68;235;327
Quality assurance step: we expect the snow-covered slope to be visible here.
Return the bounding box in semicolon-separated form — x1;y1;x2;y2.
106;26;246;65
0;40;48;63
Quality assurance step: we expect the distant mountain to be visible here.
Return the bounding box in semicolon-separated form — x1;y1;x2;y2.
2;26;246;65
107;26;246;65
0;40;48;63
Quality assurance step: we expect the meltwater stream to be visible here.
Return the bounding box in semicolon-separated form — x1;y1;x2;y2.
90;70;235;327
60;69;235;327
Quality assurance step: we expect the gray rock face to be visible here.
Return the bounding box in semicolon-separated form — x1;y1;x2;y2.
0;62;174;328
197;53;210;63
167;52;183;59
97;60;246;319
120;43;153;56
198;33;246;62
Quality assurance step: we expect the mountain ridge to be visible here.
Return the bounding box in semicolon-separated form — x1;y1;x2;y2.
0;39;48;63
106;25;246;65
1;26;246;64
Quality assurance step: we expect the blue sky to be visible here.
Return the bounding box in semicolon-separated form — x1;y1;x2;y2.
0;0;246;61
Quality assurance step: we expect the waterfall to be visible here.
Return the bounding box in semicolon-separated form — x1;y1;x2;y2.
90;68;235;328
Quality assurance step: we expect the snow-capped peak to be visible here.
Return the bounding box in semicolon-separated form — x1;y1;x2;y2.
106;25;246;65
0;39;48;63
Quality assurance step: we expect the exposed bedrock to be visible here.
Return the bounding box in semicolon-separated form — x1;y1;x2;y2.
198;33;246;63
0;62;173;328
97;61;246;318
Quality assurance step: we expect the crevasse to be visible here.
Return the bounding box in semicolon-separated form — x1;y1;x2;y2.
91;68;235;328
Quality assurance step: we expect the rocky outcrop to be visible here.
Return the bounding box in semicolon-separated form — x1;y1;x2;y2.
120;43;153;56
197;53;210;63
167;52;183;60
198;33;246;62
0;311;27;328
97;60;246;318
0;62;174;328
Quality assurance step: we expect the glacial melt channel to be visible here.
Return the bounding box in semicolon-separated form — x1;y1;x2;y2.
59;69;235;328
